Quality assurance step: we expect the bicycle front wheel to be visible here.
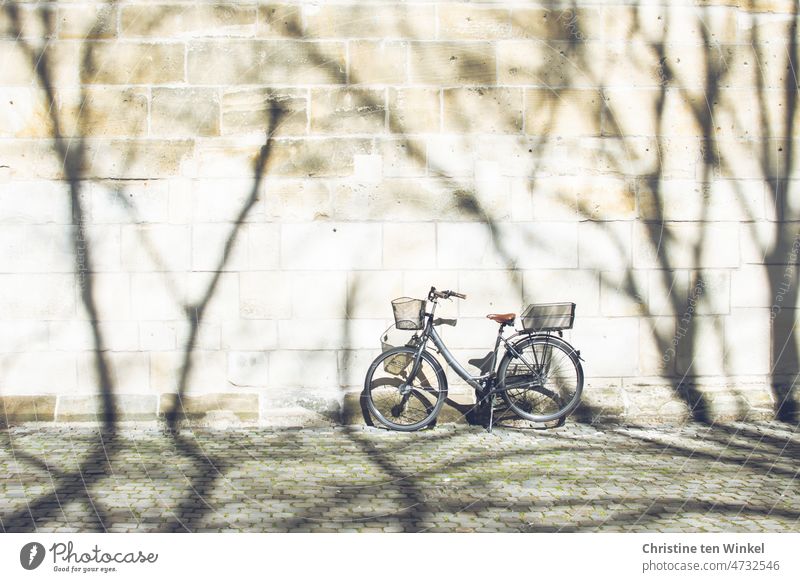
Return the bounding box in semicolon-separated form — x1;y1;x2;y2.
498;335;583;423
364;346;447;431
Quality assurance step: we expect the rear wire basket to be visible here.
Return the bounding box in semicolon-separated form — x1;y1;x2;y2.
520;302;576;332
391;297;426;330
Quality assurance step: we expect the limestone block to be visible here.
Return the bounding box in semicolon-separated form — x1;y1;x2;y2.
602;4;737;44
692;380;774;421
0;396;56;423
159;393;259;421
49;320;138;352
186;272;240;321
139;321;177;351
456;271;522;318
131;273;187;320
639;317;678;377
0;321;49;353
511;7;604;41
409;42;496;85
81;42;184;84
0;139;69;180
263;180;331;221
80;140;194;180
383;223;437;270
187;178;262;223
345;271;404;319
438;222;578;270
278;319;378;350
330;180;447;221
571;316;640;377
379;138;427;177
222;88;308;136
0;352;77;394
337;349;381;388
497;40;595;87
221;319;278;351
645;270;690;317
90;180;169;224
290;271;354;319
638;179;766;222
0;3;55;40
574;379;626;422
602;89;662;138
0;225;75;273
187;40;345;84
259;406;333;428
310;88;386;134
151;351;228;394
76;273;131;322
191;223;247;272
59;86;148;138
0;274;76;320
388;88;440;134
121;225;191;272
256;4;303;38
633;222;740;269
0;41;80;87
424;134;475;177
443;88;523;134
623;381;691;423
526;89;602;137
438;5;512;39
675;315;726;377
175;321;221;351
57;394;157;422
121;4;256;38
303;3;435;39
247;224;280;271
731;264;772;307
268;350;338;388
265;138;372;177
724;308;771;375
690;270;730;315
58;3;118;39
77;351;150;394
0;87;54;138
281;223;381;270
239;271;292;319
599;269;649;317
151;88;220;138
523;269;601;316
228;352;269;387
0;181;71;224
349;40;407;84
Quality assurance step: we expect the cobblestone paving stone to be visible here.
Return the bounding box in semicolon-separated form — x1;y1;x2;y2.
0;421;798;532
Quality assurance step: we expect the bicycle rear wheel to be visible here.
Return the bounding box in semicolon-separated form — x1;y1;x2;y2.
498;335;583;423
364;346;447;431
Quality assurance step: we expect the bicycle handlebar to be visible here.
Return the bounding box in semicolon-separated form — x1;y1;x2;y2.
429;287;467;300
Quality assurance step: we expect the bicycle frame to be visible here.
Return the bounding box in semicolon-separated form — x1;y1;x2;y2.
408;296;548;398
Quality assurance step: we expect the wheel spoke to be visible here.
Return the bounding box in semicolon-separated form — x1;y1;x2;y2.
366;347;445;430
501;338;582;422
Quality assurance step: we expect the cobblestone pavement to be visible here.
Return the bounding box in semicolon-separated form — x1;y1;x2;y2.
0;421;798;533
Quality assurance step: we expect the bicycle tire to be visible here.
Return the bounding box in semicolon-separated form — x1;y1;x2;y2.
498;334;583;423
364;346;448;431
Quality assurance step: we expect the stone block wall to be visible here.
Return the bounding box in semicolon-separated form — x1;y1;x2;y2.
0;0;798;425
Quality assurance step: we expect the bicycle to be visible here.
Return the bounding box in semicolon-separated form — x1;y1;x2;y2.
363;286;585;432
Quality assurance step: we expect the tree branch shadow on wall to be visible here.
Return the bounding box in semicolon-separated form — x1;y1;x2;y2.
1;0;120;531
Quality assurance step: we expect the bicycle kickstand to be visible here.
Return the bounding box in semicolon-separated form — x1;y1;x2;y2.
487;394;495;433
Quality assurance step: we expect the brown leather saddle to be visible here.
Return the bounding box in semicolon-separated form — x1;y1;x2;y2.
486;313;515;324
